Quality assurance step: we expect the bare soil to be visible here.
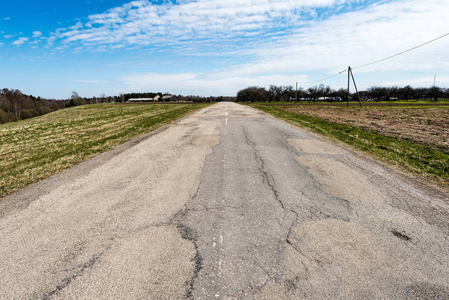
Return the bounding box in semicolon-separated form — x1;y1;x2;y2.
282;106;449;152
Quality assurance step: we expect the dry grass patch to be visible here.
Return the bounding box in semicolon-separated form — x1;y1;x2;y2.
282;106;449;152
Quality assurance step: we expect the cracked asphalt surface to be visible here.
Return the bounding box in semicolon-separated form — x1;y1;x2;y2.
1;102;449;299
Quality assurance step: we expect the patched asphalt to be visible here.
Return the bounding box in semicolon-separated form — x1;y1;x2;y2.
1;102;449;299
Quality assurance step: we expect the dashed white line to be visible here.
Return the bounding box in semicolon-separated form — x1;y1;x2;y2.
225;105;228;132
214;106;228;298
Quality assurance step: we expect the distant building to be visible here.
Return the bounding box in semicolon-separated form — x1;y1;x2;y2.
161;95;177;101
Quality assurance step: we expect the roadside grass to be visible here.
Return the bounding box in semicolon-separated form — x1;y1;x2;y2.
251;104;449;188
0;103;211;197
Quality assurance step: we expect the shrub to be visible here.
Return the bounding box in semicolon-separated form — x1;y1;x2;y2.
51;103;60;111
21;108;39;120
43;107;53;114
0;109;8;124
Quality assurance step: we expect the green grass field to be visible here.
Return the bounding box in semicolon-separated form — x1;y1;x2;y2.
251;104;449;189
0;103;210;197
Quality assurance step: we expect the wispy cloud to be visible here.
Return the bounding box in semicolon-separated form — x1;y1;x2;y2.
47;0;449;72
2;17;10;21
214;0;449;79
48;0;445;94
32;31;42;38
12;37;29;45
50;0;353;50
4;0;448;97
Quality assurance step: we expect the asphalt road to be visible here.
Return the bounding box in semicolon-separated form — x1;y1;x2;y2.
1;102;449;299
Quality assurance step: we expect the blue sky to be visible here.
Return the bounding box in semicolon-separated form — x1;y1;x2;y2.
1;0;448;99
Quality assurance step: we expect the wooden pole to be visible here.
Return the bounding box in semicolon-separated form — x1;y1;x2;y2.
347;66;350;108
349;67;363;107
296;82;298;103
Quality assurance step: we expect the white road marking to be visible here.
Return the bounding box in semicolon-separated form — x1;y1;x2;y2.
225;105;228;127
212;104;231;298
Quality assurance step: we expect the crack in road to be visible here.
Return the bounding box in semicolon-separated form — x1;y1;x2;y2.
41;250;106;299
242;127;289;214
3;103;449;299
177;224;203;299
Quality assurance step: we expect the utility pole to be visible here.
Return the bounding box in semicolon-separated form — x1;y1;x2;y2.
347;66;350;108
347;66;362;108
296;82;298;103
433;74;438;102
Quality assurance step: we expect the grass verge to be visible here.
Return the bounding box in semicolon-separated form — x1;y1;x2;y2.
0;103;211;198
251;104;449;189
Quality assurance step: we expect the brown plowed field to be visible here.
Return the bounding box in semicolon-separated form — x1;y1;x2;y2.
280;105;449;152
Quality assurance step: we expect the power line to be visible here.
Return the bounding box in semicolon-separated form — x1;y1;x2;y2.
308;32;449;84
309;69;347;84
364;70;449;74
353;32;449;70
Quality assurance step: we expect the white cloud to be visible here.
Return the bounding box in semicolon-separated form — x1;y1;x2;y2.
32;31;42;38
22;0;449;96
2;17;10;21
49;0;449;75
52;0;351;48
0;42;4;47
12;37;29;45
217;0;449;81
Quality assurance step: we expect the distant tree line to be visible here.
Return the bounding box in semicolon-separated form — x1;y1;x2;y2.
0;88;237;124
0;89;152;124
65;92;232;104
236;84;449;103
0;88;61;123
